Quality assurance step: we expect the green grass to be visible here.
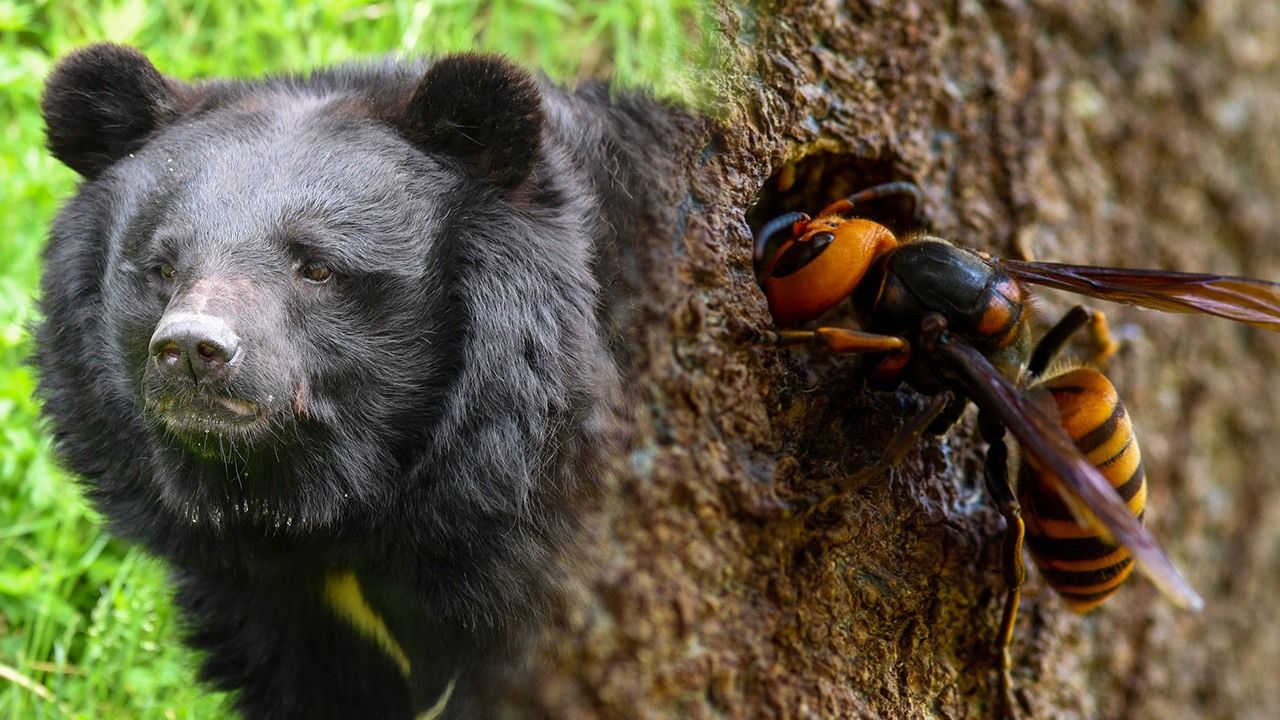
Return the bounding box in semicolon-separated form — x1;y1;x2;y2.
0;2;715;717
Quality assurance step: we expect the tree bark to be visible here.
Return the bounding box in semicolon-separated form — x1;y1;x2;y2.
526;2;1280;718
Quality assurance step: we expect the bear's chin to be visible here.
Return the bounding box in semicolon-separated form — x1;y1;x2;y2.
176;497;305;532
156;450;348;535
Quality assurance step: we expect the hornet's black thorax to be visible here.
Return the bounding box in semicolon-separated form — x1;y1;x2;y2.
856;238;1032;393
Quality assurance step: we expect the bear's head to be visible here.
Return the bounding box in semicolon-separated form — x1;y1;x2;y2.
38;45;593;541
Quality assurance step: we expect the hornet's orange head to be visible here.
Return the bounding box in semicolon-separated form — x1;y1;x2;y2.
754;212;899;327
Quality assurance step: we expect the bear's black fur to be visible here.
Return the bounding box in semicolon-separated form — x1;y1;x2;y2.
34;44;680;718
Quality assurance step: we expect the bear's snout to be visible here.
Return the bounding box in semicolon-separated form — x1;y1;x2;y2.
149;311;242;384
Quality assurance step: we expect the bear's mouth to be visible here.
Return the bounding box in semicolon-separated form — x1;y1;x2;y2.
149;393;275;446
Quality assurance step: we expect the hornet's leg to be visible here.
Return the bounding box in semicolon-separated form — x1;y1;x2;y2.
756;328;952;515
1028;305;1118;377
754;326;913;517
805;392;951;517
978;411;1025;719
755;327;909;355
926;392;970;435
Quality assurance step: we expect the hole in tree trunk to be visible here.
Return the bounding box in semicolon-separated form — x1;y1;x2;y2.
747;153;923;238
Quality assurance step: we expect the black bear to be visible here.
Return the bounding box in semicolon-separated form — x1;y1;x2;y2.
35;43;678;718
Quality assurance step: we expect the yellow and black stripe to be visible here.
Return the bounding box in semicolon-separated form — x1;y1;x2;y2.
976;276;1028;352
1018;367;1145;613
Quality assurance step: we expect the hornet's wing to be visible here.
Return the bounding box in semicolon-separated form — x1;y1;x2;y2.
996;259;1280;331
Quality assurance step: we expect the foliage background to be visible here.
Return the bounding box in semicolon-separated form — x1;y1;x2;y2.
0;1;711;717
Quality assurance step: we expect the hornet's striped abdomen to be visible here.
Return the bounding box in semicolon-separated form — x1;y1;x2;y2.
1018;368;1145;612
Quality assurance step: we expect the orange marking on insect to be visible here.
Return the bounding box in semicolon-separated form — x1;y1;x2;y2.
977;299;1014;335
976;279;1023;342
763;219;897;327
1036;546;1131;573
1053;572;1134;598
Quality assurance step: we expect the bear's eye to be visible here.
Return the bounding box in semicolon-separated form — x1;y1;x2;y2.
156;263;176;280
300;262;334;284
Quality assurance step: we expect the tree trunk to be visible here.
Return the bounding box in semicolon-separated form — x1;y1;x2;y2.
525;2;1280;718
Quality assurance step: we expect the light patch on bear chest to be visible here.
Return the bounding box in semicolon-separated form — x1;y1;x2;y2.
323;572;458;718
323;570;412;676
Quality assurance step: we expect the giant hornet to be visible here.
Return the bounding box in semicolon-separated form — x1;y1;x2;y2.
751;181;1280;715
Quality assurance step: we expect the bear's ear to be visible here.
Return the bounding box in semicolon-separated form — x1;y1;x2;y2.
402;54;545;190
42;44;183;179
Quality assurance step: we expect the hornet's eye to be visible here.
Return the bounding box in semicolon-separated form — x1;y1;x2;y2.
300;262;334;284
770;232;835;278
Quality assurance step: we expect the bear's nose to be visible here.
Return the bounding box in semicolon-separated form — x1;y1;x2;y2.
149;312;242;382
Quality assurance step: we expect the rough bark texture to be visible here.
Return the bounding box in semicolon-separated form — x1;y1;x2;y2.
527;2;1280;718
